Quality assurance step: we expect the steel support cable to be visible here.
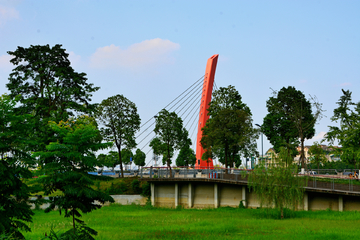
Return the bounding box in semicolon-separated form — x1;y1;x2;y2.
145;147;155;167
136;121;156;142
188;102;201;137
214;81;218;92
138;76;204;167
189;103;202;148
136;79;202;144
166;78;204;114
172;82;203;118
164;75;203;110
175;84;203;118
142;87;202;167
182;90;202;128
184;92;202;129
138;124;154;145
135;75;204;139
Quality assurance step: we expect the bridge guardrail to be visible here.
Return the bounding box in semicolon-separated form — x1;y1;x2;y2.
140;167;360;194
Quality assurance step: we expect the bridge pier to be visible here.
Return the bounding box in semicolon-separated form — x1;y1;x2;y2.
151;183;155;206
339;195;343;212
242;186;247;207
304;192;308;211
175;183;179;208
188;183;193;208
214;183;219;208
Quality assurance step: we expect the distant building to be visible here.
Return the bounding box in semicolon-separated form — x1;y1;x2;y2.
264;145;341;166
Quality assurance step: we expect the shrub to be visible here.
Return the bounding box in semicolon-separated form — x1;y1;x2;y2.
141;182;151;197
131;179;141;194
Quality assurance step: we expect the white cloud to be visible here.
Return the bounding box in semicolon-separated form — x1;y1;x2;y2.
340;82;351;86
0;54;13;70
311;131;327;141
67;51;81;66
0;5;19;26
304;131;328;146
90;38;180;69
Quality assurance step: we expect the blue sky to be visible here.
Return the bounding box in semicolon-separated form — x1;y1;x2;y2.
0;0;359;166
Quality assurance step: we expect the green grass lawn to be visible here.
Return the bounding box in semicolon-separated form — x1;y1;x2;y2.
22;204;360;240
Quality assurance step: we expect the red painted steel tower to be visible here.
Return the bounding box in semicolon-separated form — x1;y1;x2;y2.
195;54;219;169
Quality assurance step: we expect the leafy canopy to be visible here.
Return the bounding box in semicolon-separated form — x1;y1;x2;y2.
6;44;99;152
201;86;257;170
263;86;322;168
176;137;196;167
325;89;360;167
33;116;114;234
150;109;187;173
308;142;328;170
249;147;305;219
134;149;146;167
0;94;35;239
96;94;140;177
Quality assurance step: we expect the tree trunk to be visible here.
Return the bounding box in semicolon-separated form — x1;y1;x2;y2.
224;145;228;174
281;207;284;219
117;146;124;178
168;158;172;178
300;138;305;169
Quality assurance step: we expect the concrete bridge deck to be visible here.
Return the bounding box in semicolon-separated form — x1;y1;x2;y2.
140;168;360;211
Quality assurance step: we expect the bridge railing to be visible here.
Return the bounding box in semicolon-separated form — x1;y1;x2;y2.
140;167;360;194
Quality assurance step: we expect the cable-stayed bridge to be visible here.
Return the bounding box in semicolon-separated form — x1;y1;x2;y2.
135;54;219;168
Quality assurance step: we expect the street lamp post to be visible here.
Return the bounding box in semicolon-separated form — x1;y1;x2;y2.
255;124;263;163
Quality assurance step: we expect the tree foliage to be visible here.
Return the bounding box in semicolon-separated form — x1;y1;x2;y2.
201;86;257;172
263;86;323;168
96;94;141;178
121;148;133;165
0;95;34;239
308;142;328;170
249;148;305;219
176;138;196;167
97;151;119;168
133;149;146;168
150;109;186;176
33;116;114;235
6;44;99;153
325;89;360;168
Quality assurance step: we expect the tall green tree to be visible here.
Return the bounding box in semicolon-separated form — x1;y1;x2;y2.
249;147;305;219
121;148;134;166
33;116;114;236
201;86;258;173
176;139;196;167
215;147;242;168
133;149;146;168
6;44;99;155
96;94;141;178
97;151;118;168
0;95;34;239
325;89;360;169
308;142;328;170
263;86;323;168
150;109;186;177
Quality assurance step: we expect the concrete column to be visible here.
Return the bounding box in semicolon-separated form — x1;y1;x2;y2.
242;186;247;207
304;192;308;211
188;183;193;208
151;183;155;206
175;183;179;208
339;195;343;212
214;183;219;208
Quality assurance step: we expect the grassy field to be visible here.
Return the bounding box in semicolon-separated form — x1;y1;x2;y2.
22;204;360;240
